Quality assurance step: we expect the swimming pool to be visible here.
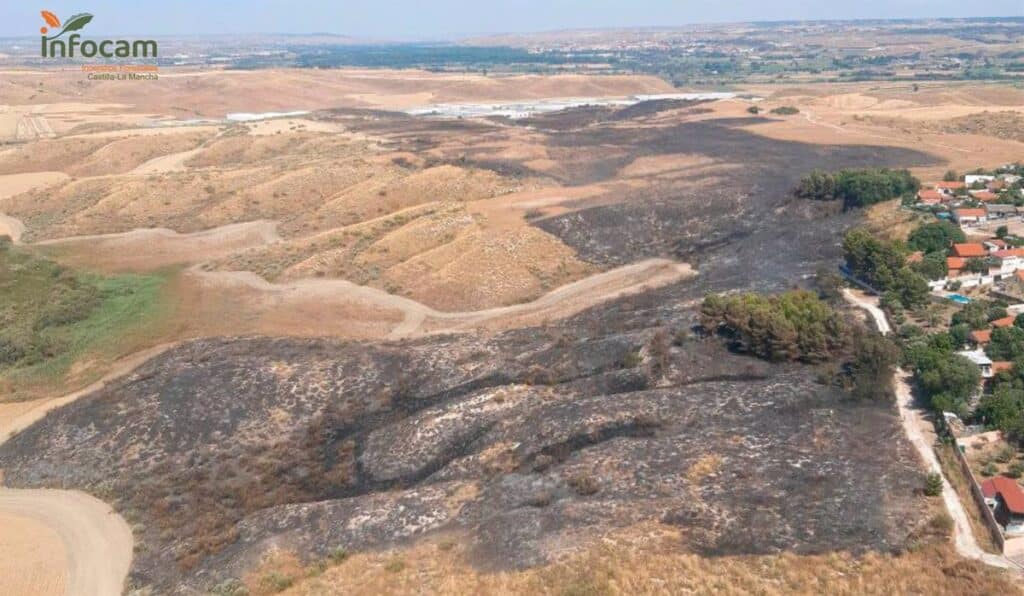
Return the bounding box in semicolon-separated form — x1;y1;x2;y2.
948;294;971;304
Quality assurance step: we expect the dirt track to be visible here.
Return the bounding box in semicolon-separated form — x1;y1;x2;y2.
0;490;133;596
188;258;694;339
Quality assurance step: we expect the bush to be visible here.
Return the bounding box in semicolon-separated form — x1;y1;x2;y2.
746;105;760;114
982;462;998;477
257;572;293;593
1008;462;1024;479
770;106;800;115
567;472;601;496
924;472;943;496
328;546;349;564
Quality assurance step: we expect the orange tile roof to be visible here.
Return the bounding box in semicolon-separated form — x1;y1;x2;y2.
970;329;992;344
917;190;944;203
947;256;966;270
992;316;1016;328
972;191;1000;202
937;181;966;190
952;243;988;258
989;476;1024;514
994;248;1024;259
993;361;1015;374
954;208;986;218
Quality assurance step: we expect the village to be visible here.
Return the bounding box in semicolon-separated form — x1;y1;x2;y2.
899;165;1024;562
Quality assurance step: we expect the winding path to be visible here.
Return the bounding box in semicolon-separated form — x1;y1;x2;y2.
843;289;1019;570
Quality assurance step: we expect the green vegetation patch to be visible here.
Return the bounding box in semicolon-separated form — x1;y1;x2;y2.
0;238;172;400
796;168;920;210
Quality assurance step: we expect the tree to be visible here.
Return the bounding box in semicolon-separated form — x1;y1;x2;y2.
943;170;959;182
746;105;760;114
924;473;943;497
911;251;947;281
842;229;907;290
997;225;1010;239
907;221;966;253
894;267;930;309
965;258;990;274
952;302;990;330
848;330;900;401
986;327;1024;361
915;354;981;411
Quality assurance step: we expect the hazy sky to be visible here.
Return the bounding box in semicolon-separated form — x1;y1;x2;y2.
4;1;1022;38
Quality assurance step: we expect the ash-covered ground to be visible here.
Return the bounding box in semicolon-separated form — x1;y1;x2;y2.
2;292;926;592
0;101;941;592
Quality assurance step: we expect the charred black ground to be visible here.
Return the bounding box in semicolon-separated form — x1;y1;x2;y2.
0;101;942;592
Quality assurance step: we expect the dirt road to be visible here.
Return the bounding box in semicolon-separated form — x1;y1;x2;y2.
843;289;1019;571
189;258;694;339
0;490;133;596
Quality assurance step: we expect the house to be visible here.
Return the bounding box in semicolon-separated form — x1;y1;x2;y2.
982;476;1024;535
986;204;1018;220
992;316;1016;329
947;256;965;277
971;190;1000;202
937;181;966;194
985;239;1009;251
967;331;993;350
953;208;987;226
917;189;944;205
993;361;1014;375
993;248;1024;276
952;243;988;258
966;174;997;186
982;478;1001;510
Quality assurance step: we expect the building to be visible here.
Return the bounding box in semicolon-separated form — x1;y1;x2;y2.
966;174;997;186
992;316;1016;329
985;239;1009;251
953;208;987;226
917;189;944;205
959;348;993;375
966;331;991;350
971;190;1000;202
952;243;989;258
981;476;1024;536
985;204;1018;220
937;181;966;194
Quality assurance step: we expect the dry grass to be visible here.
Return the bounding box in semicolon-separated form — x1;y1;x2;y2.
863;200;930;242
276;524;1021;596
935;442;1002;554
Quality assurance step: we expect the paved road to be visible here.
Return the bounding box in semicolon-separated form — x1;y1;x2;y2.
843;289;1019;570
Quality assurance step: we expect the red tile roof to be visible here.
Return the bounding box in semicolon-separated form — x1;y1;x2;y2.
952;243;988;258
970;329;992;344
972;191;1000;202
993;361;1015;374
954;208;986;219
983;478;998;499
994;249;1024;259
990;476;1024;515
937;181;966;190
918;190;944;204
947;257;966;270
993;316;1016;328
987;239;1008;248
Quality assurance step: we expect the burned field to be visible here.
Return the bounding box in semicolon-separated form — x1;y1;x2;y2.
330;101;938;295
0;291;927;592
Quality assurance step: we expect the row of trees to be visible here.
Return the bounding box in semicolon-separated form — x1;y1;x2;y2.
795;168;920;209
842;229;930;310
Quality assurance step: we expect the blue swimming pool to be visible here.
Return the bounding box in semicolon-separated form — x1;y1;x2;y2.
948;294;971;304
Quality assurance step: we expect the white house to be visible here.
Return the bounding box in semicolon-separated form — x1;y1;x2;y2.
958;349;994;379
966;174;997;186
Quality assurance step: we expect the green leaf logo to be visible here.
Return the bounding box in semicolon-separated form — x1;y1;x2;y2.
50;12;93;39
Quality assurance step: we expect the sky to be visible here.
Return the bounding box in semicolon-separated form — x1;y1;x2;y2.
3;1;1022;38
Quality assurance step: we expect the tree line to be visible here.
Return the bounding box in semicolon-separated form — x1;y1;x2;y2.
795;168;920;209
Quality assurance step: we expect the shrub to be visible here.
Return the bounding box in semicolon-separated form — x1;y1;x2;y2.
746;105;760;114
928;512;954;536
924;472;943;496
328;546;349;564
567;472;601;496
982;462;998;477
996;446;1015;464
770;106;799;115
619;349;643;369
1008;462;1024;479
257;572;293;593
